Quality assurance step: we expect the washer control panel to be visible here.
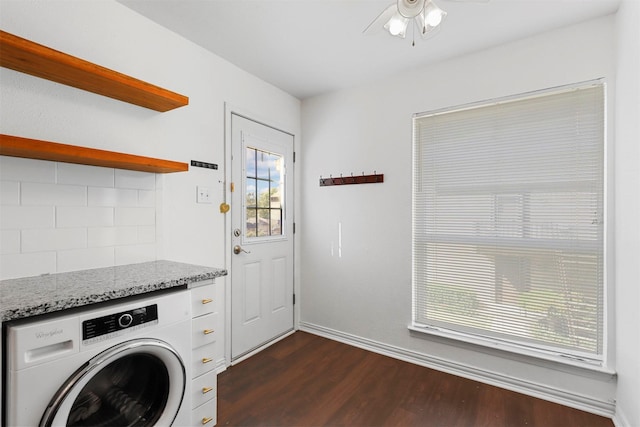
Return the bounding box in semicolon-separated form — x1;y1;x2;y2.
82;304;158;342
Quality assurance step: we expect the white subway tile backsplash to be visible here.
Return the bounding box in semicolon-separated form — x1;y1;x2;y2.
0;206;55;229
115;207;155;226
22;182;87;206
88;226;138;247
22;228;87;253
57;163;115;187
115;244;156;265
138;190;156;207
0;156;56;183
1;181;20;205
155;174;164;191
0;230;20;254
137;226;156;244
115;170;156;190
88;187;138;207
0;160;161;280
57;206;114;228
57;247;114;273
0;252;57;279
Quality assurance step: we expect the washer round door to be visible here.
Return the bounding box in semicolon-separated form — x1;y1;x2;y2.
40;338;186;427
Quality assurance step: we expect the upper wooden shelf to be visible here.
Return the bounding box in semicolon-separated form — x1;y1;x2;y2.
0;134;189;173
0;30;189;112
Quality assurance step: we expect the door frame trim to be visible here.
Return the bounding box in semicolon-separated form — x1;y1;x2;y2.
223;103;298;367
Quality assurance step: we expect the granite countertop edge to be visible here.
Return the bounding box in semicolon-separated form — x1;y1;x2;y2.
0;260;227;322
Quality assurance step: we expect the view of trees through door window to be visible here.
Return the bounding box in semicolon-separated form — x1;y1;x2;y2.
245;147;284;238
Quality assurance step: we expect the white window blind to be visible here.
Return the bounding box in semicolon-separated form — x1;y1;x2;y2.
412;82;605;362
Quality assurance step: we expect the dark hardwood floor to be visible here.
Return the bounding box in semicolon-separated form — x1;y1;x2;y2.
217;331;613;427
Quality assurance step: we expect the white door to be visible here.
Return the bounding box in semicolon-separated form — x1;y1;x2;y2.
230;114;294;360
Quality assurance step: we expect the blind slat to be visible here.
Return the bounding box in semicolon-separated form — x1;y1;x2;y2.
412;83;605;359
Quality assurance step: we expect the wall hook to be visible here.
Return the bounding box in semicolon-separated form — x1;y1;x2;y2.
319;171;384;187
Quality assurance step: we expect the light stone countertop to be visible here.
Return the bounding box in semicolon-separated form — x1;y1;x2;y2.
0;260;227;322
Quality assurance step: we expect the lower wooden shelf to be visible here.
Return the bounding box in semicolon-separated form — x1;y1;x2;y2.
0;134;189;173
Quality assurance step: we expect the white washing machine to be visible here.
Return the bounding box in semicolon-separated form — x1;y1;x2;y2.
4;288;192;427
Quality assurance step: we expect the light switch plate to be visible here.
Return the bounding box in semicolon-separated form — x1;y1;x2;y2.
197;186;212;204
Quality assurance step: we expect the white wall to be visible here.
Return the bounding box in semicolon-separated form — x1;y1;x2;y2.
614;2;640;426
0;0;300;280
0;0;300;375
300;15;621;415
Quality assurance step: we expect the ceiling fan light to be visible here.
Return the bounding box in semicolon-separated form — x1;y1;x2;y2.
424;2;446;28
384;14;409;37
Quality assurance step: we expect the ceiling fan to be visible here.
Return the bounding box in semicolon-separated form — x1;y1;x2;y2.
364;0;489;45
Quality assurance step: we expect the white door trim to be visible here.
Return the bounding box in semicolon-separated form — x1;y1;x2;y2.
223;103;298;368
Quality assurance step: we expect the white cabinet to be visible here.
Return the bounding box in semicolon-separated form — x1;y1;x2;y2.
189;280;219;426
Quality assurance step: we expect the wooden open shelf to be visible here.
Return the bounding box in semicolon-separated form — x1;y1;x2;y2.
0;134;189;173
0;30;189;112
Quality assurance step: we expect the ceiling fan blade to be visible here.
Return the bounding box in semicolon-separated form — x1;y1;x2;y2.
363;3;397;34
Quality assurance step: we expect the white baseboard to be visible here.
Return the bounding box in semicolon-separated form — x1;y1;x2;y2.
216;358;227;374
613;407;632;427
300;321;615;418
230;329;296;366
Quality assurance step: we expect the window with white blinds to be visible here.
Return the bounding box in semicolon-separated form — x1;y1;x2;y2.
412;82;605;363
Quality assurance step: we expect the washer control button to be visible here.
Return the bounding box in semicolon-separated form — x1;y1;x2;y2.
118;313;133;328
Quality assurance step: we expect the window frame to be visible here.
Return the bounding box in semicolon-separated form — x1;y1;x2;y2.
242;143;288;245
410;80;612;372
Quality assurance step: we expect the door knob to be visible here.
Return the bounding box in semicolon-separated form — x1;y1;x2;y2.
233;245;250;255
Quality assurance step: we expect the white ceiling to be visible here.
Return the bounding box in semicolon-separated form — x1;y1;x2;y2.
118;0;621;100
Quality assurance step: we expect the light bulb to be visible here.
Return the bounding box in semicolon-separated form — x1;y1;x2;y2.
389;18;406;36
424;3;446;28
384;13;409;38
426;10;443;27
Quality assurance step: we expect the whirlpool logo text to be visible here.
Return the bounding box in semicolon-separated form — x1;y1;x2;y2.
35;328;63;339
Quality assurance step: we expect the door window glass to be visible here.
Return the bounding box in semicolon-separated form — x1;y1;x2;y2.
245;147;284;238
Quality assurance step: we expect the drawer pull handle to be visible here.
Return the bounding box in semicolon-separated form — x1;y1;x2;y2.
203;329;214;335
202;417;214;425
202;357;213;364
201;298;213;304
202;386;213;394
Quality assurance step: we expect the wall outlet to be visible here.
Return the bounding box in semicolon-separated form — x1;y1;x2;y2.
197;186;212;204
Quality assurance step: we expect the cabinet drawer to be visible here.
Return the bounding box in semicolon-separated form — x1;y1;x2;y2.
192;398;217;426
191;284;216;318
192;312;218;348
192;343;216;378
191;370;217;409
